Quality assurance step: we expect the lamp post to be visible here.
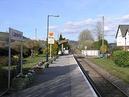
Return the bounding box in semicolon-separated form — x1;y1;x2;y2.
46;15;59;62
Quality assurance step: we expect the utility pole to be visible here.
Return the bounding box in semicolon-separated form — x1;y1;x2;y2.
102;16;104;47
35;28;37;40
46;15;59;62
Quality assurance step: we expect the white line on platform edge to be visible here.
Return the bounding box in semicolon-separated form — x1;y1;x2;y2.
72;55;98;97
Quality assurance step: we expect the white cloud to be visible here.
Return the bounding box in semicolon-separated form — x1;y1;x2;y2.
118;15;129;23
50;14;129;42
50;18;97;34
49;25;58;29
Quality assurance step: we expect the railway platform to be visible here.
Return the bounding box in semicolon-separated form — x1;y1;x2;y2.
4;55;98;97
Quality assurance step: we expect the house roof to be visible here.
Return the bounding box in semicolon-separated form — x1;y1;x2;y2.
116;25;129;38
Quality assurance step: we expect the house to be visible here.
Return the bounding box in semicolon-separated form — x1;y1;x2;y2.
116;25;129;50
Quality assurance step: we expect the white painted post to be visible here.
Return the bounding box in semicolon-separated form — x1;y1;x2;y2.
50;44;52;58
62;44;63;54
20;40;23;74
8;30;11;89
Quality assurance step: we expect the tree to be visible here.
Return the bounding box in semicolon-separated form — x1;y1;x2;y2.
58;34;70;51
11;41;21;53
95;21;103;41
93;39;109;50
52;40;59;56
59;34;64;41
78;29;94;49
79;29;94;41
100;44;108;53
24;40;40;57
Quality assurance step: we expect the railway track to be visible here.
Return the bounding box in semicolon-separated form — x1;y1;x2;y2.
74;54;128;97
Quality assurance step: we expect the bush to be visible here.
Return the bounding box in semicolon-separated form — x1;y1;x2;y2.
112;50;129;67
0;56;8;66
12;55;19;65
12;74;30;90
26;73;34;83
100;44;108;54
33;66;43;74
0;47;8;56
0;55;19;66
23;48;31;58
92;39;109;50
12;77;29;90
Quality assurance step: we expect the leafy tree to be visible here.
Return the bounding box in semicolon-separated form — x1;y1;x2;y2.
11;41;31;58
95;21;103;40
11;41;21;53
59;34;64;41
93;39;109;50
78;29;94;49
52;40;59;56
58;34;70;51
100;44;108;53
24;40;40;51
43;47;49;56
43;40;59;57
79;29;94;41
24;40;40;56
24;40;34;50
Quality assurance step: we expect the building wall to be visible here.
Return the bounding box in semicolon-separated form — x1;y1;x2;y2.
126;31;129;46
82;50;100;57
117;29;126;46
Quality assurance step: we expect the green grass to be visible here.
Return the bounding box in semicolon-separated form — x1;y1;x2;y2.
23;54;46;69
89;58;129;83
0;54;46;89
1;54;46;71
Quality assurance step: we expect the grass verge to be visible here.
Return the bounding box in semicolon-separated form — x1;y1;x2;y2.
89;58;129;83
0;54;46;89
23;54;46;73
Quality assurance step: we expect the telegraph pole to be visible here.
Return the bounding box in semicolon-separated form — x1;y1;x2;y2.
102;16;104;47
35;28;37;40
46;15;59;62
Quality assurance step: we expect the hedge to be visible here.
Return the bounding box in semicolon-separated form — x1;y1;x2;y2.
112;50;129;67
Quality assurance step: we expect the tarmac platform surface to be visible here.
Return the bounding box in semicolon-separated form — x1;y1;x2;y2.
6;55;98;97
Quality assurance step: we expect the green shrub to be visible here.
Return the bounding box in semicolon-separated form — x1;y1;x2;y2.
23;47;31;58
0;47;8;56
100;44;108;54
26;73;34;83
0;56;8;66
12;74;30;90
112;50;129;67
45;63;49;68
12;77;29;90
12;55;19;65
0;56;19;66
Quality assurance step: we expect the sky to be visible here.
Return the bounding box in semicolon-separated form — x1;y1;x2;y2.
0;0;129;43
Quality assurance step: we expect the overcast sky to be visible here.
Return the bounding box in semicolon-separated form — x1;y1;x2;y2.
0;0;129;43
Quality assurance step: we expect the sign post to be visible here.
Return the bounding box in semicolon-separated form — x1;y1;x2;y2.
48;32;54;58
85;46;87;56
20;39;23;74
8;28;23;89
8;31;11;89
